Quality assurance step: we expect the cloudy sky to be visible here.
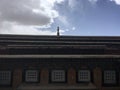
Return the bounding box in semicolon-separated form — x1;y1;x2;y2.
0;0;120;36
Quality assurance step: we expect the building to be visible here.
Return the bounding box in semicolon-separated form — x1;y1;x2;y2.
0;34;120;90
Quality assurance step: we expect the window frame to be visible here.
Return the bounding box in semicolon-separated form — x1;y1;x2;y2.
50;70;67;83
0;70;12;86
24;70;40;83
102;70;119;86
77;70;91;83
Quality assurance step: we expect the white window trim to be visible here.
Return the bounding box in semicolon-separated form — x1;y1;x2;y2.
104;70;116;84
25;70;39;82
51;70;66;82
78;70;91;82
0;71;11;85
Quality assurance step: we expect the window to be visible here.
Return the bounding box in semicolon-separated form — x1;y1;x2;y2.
0;71;11;85
78;70;90;82
25;70;39;83
104;70;116;84
51;70;66;82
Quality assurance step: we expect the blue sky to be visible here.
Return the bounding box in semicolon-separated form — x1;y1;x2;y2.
51;0;120;36
0;0;120;36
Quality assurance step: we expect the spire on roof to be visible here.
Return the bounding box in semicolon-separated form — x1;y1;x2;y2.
57;26;60;37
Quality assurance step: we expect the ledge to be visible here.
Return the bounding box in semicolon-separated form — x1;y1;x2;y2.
17;83;97;90
0;55;120;59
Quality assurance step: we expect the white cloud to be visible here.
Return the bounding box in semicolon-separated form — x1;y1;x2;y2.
88;0;98;5
68;0;78;9
0;0;64;35
58;15;69;26
72;27;76;31
0;22;56;35
68;0;99;9
89;0;120;5
59;29;65;33
110;0;120;5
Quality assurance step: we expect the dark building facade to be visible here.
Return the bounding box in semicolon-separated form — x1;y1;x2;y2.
0;34;120;90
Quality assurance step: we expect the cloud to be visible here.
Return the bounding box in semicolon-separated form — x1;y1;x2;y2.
88;0;98;5
68;0;78;9
0;22;56;35
72;27;76;31
110;0;120;5
58;15;69;26
0;0;64;35
68;0;98;9
88;0;120;5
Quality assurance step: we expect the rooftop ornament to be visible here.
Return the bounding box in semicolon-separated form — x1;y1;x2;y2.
57;26;60;37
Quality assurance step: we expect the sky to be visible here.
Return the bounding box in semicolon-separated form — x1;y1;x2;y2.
0;0;120;36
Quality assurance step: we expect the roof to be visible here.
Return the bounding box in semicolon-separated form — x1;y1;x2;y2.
0;34;120;56
1;34;120;47
1;34;120;41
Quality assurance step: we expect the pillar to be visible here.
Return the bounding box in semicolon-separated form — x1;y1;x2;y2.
93;67;102;88
40;68;49;85
68;68;76;85
13;69;22;90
